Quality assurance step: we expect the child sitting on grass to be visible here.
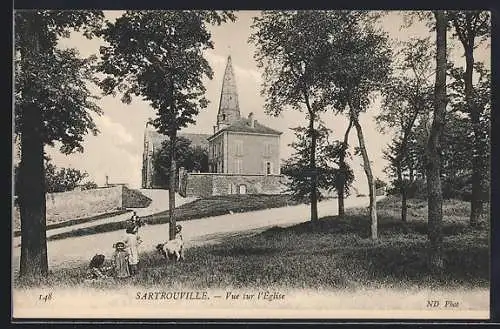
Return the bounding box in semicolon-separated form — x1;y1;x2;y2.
85;254;113;282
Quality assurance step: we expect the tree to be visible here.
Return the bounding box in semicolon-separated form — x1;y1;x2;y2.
250;10;344;221
44;160;96;193
325;13;393;239
153;136;209;187
282;124;354;204
448;11;490;226
446;62;491;202
382;63;491;203
377;38;434;221
427;10;448;270
81;181;98;190
14;160;97;194
324;124;355;217
98;10;235;240
14;10;103;278
374;177;387;190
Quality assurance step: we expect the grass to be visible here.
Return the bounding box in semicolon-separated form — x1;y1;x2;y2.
47;194;304;241
13;209;131;237
15;196;489;290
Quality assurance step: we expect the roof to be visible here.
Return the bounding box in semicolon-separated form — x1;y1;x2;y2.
146;129;210;150
210;117;282;139
217;55;240;118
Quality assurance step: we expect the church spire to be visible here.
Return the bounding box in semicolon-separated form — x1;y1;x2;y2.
217;55;240;128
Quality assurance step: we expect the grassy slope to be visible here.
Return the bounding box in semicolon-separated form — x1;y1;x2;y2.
17;196;489;290
47;194;304;241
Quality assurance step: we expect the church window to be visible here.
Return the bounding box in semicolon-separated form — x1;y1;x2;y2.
235;140;243;156
264;142;272;157
222;114;226;121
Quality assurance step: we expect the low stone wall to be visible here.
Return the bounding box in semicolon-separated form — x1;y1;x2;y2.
181;173;289;198
12;186;150;231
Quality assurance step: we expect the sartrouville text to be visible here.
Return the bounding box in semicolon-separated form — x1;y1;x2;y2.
136;291;209;300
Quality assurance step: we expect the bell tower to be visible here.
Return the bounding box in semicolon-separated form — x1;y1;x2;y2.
216;55;240;131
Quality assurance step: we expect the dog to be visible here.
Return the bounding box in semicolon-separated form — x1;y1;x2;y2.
156;235;184;262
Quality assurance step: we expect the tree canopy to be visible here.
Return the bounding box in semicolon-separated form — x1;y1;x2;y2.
15;10;104;278
15;11;104;154
98;10;235;136
250;10;352;221
153;137;209;186
97;10;236;240
282;124;354;202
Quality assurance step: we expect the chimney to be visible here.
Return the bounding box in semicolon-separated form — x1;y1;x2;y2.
105;175;109;187
248;112;255;128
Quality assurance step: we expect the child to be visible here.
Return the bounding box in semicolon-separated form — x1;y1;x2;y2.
124;224;142;275
85;254;107;281
113;241;131;279
128;211;145;228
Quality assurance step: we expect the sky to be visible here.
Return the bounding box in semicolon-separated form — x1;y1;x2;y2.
41;10;491;192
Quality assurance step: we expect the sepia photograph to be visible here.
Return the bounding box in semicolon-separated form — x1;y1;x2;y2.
12;9;491;320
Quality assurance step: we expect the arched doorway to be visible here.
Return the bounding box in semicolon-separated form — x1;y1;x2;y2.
238;184;247;195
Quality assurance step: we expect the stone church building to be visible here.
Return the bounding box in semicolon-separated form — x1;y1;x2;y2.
142;56;287;197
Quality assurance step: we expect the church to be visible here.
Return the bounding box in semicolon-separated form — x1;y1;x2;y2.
142;55;286;197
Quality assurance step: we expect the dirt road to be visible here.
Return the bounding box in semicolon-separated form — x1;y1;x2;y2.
12;196;376;272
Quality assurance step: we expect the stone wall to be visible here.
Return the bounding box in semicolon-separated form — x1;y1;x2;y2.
183;173;213;198
13;186;150;231
181;173;288;198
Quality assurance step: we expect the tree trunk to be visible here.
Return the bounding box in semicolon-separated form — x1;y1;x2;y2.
352;115;377;240
338;188;345;217
464;47;483;227
302;86;318;222
338;118;353;218
427;10;447;271
399;101;420;222
18;14;48;278
309;113;318;222
168;131;177;240
397;163;407;222
167;76;177;241
451;13;485;227
19;103;48;278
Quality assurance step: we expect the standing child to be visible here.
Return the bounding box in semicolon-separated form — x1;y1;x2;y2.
113;242;130;279
124;224;142;275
